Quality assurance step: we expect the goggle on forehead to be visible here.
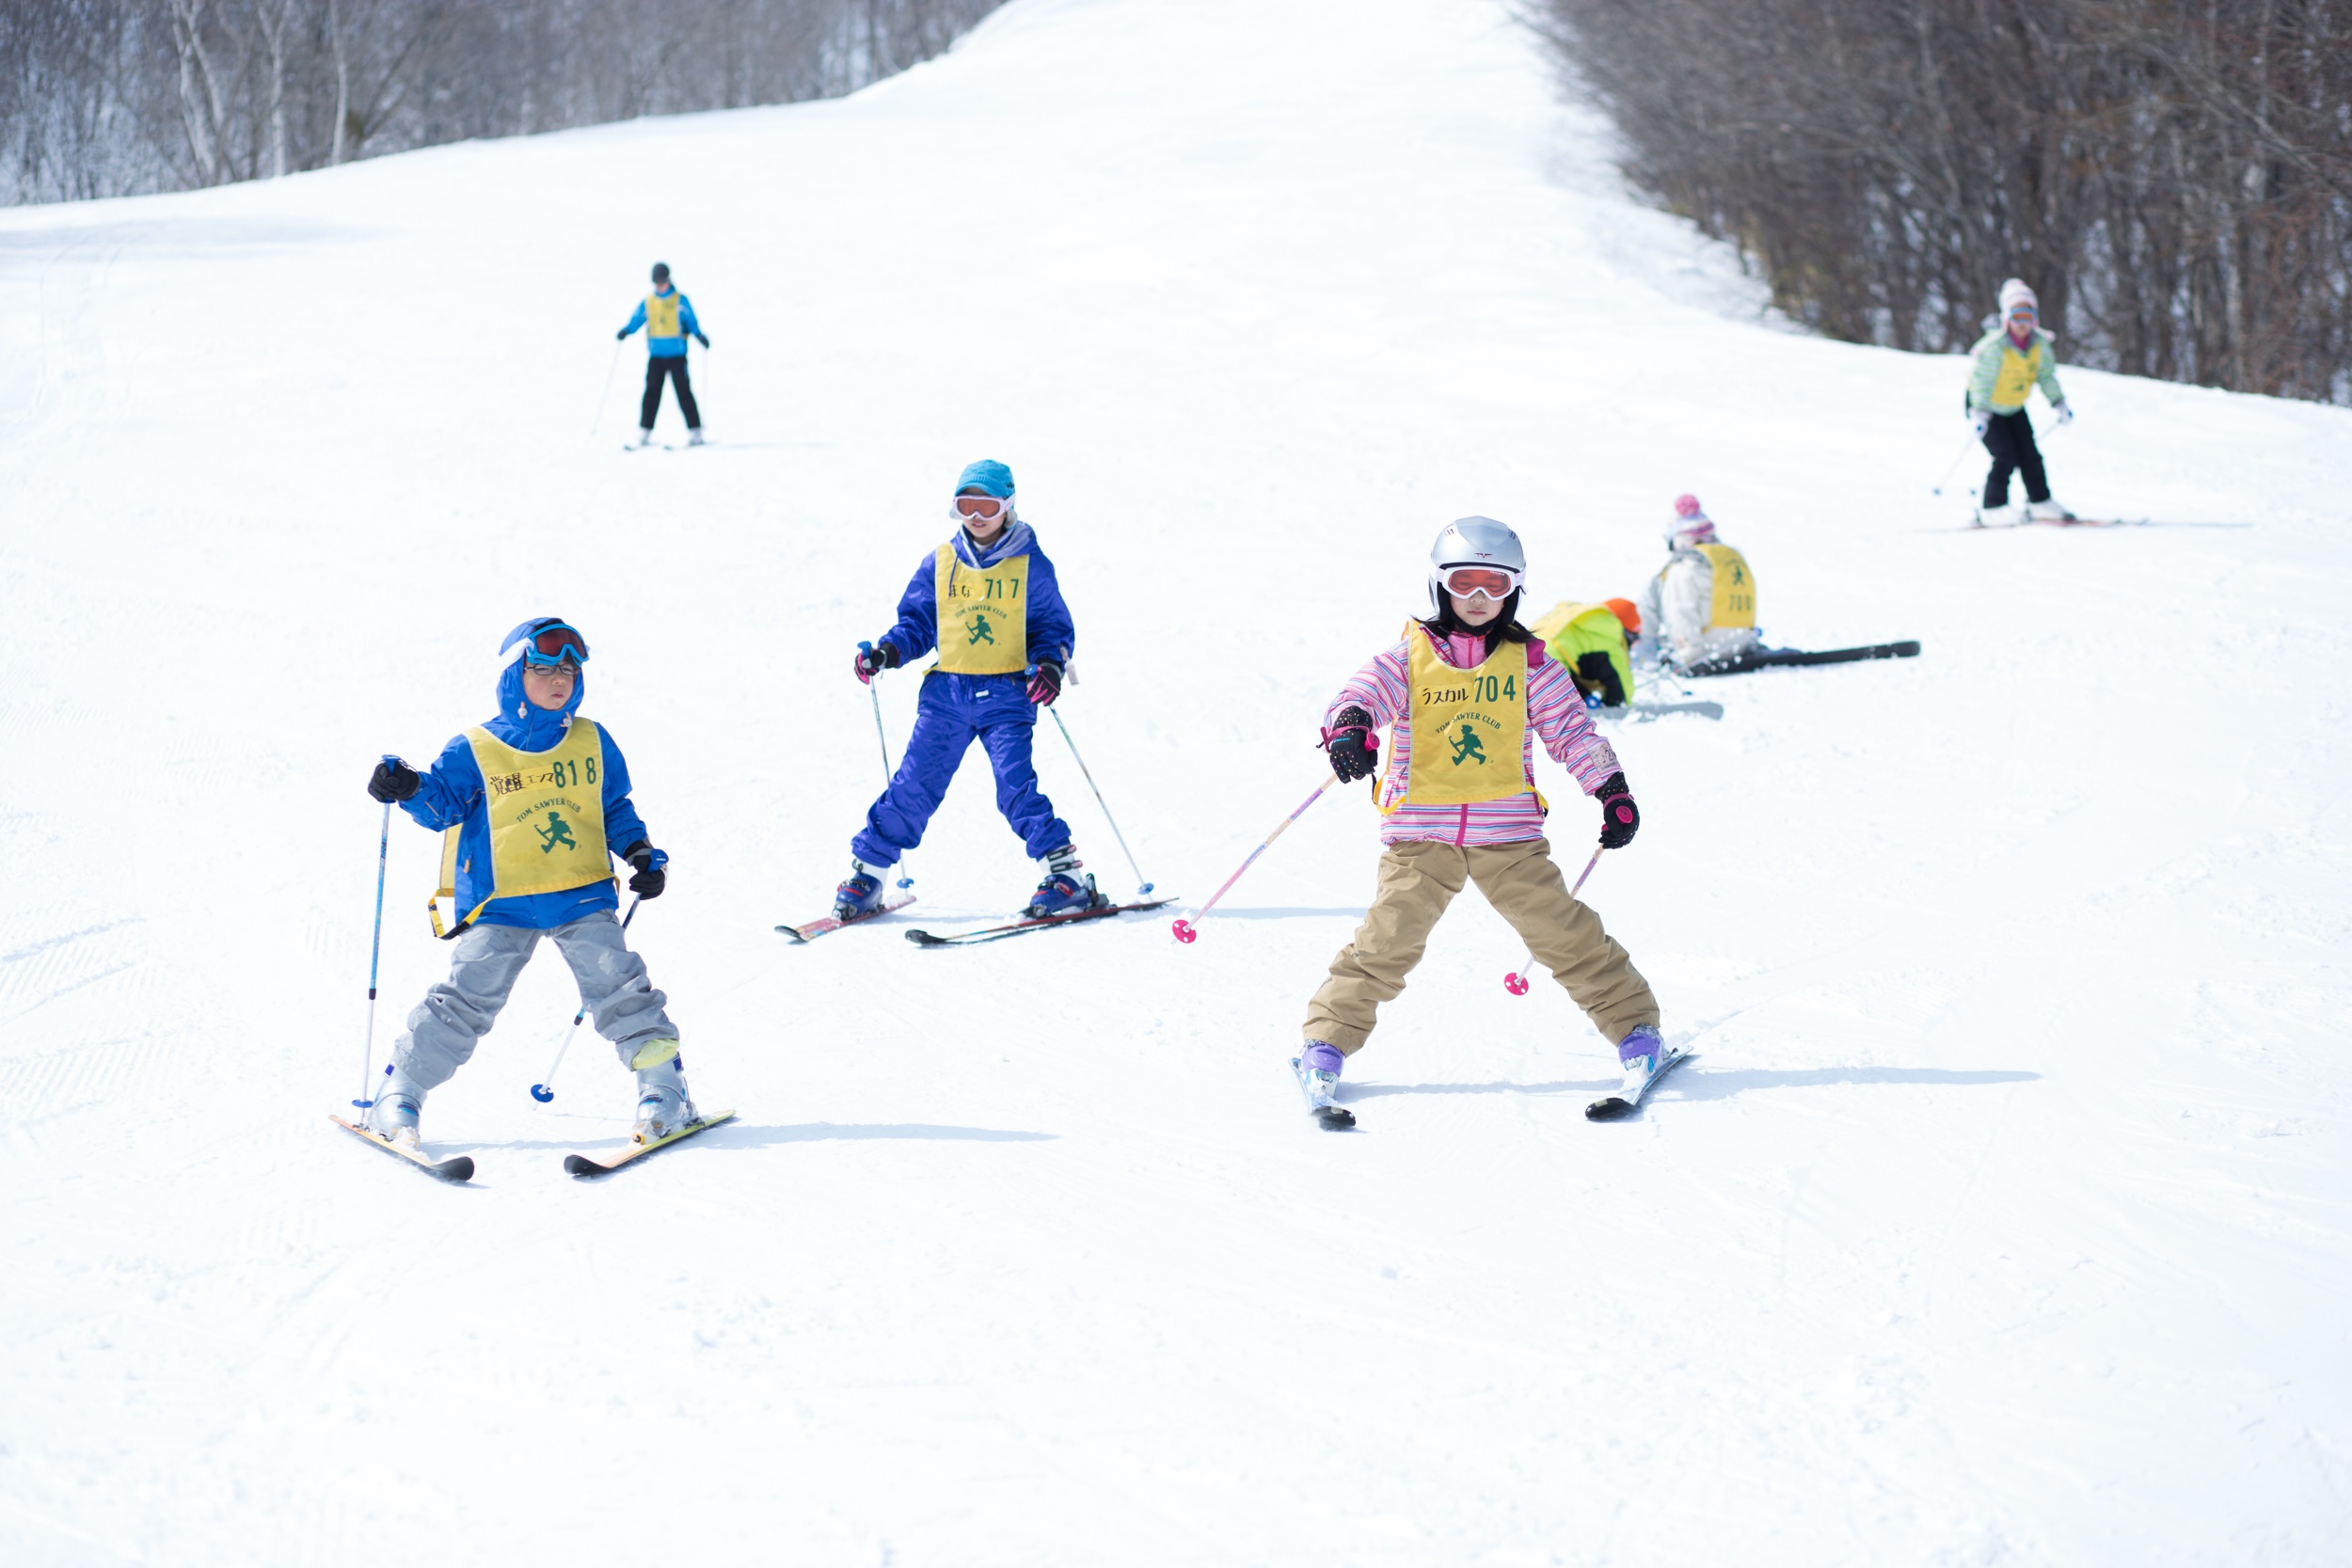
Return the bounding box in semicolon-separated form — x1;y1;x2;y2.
520;622;589;667
1439;564;1524;601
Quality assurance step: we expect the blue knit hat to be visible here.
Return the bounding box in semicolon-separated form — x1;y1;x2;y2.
955;459;1014;499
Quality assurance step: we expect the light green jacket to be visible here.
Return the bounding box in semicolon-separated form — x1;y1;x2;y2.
1967;325;2066;414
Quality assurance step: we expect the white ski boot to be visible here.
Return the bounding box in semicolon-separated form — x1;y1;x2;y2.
629;1042;700;1144
1291;1041;1356;1130
687;428;706;447
363;1068;426;1151
636;427;654;448
1975;502;2018;528
2024;498;2076;522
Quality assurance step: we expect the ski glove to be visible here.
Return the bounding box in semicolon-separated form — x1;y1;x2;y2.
1325;705;1379;784
1572;650;1627;708
368;758;420;803
695;333;710;349
853;641;899;684
623;843;666;900
1027;659;1063;706
2053;401;2074;426
1595;771;1640;848
615;327;629;341
1970;409;1991;437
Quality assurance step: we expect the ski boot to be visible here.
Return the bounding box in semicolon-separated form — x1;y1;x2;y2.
362;1065;427;1151
2024;498;2076;522
1025;844;1102;918
629;1041;700;1145
1292;1042;1355;1130
636;427;654;448
687;428;706;447
833;857;893;920
1615;1023;1667;1098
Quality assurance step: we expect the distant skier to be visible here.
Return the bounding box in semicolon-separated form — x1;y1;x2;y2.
1297;516;1665;1128
1528;596;1642;709
361;617;698;1148
834;459;1095;921
616;261;709;447
1635;496;1763;673
1967;277;2074;522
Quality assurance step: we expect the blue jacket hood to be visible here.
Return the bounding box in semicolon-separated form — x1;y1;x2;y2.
952;518;1036;570
485;654;585;749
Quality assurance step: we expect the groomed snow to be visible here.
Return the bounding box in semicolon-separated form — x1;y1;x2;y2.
4;0;2350;1561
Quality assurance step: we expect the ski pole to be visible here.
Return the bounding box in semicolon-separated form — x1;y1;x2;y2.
352;776;395;1108
1930;430;1980;496
859;641;913;889
531;896;640;1102
1504;846;1604;995
590;340;623;437
1172;774;1338;943
1045;705;1151;896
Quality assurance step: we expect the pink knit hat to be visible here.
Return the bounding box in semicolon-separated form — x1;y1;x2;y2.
1998;277;2039;317
1668;494;1716;546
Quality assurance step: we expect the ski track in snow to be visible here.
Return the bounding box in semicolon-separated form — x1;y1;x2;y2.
3;0;2350;1561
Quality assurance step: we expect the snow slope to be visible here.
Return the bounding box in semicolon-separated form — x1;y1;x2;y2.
5;0;2351;1561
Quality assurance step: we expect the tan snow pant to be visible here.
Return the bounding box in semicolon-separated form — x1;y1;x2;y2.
1303;837;1659;1054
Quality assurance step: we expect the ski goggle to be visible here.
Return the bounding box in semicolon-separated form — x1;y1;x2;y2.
1438;564;1523;601
953;493;1009;522
520;622;589;667
2007;305;2037;323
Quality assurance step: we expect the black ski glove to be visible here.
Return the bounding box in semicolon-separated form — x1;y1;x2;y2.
615;327;629;341
1573;650;1627;708
368;757;420;803
696;333;710;349
1326;705;1379;783
1027;659;1063;706
853;641;899;684
623;842;666;899
1595;771;1640;848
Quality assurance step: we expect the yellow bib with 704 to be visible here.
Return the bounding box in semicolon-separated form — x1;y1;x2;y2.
644;292;681;339
933;545;1028;674
1696;545;1756;629
1390;624;1530;808
432;721;612;935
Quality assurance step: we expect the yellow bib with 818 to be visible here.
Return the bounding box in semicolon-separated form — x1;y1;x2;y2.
932;545;1028;674
432;720;612;935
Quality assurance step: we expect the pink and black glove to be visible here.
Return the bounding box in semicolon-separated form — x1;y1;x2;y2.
1325;705;1379;783
1595;770;1640;848
1027;659;1063;706
853;641;898;685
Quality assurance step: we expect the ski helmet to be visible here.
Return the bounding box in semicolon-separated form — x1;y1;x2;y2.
1426;516;1527;615
651;261;671;284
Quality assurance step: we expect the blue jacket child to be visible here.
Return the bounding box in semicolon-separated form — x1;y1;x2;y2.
358;618;701;1152
616;261;708;443
834;459;1098;922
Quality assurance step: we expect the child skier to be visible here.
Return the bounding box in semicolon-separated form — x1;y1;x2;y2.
834;459;1093;921
616;261;710;447
1966;277;2074;522
1528;596;1642;709
360;617;696;1148
1298;517;1663;1129
1636;495;1763;672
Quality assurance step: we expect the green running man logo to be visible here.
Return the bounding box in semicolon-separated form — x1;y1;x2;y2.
535;811;578;854
968;611;995;646
1728;562;1747;586
1448;725;1487;768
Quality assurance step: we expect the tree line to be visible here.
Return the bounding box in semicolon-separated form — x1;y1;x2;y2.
0;0;1005;205
1534;0;2352;403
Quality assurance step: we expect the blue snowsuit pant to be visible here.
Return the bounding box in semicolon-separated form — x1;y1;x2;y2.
852;672;1071;865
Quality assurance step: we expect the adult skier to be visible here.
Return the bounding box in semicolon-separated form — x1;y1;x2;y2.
1966;277;2074;522
834;459;1093;920
1635;495;1763;673
1528;596;1642;709
616;261;709;447
1297;517;1665;1128
359;617;698;1148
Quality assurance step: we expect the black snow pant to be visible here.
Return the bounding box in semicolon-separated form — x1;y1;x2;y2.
1980;409;2049;508
641;356;701;433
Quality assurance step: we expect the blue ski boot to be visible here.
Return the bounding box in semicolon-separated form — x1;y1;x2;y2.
833;857;893;921
629;1041;700;1144
1025;844;1101;918
1291;1041;1355;1129
1615;1023;1666;1097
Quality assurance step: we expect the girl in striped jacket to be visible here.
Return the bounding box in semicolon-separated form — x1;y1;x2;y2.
1295;518;1664;1127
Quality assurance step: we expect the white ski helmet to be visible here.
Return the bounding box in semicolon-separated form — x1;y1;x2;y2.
1426;515;1527;615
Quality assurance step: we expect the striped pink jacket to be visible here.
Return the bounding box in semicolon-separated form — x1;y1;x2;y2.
1325;626;1623;847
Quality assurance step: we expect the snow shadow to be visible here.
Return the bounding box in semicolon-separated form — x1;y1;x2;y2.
1341;1077;1619;1101
1665;1066;2040;1102
710;1121;1057;1147
1200;907;1370;921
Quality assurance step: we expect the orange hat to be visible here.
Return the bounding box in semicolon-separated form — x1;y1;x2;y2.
1604;597;1641;634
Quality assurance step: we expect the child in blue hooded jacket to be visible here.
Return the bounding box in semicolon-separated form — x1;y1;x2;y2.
835;459;1096;921
360;617;699;1149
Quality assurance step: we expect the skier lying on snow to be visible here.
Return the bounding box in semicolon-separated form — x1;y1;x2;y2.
834;458;1096;921
1295;517;1666;1128
1527;596;1642;709
1966;277;2074;524
362;618;697;1148
1633;494;1765;673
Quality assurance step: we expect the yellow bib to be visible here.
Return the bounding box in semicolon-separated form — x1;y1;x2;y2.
1696;545;1756;629
644;292;681;339
431;721;612;936
933;544;1028;674
1992;338;2042;408
1390;624;1529;808
1528;600;1635;706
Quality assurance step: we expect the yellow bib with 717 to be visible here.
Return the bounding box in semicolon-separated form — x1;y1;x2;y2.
1696;545;1756;629
933;545;1028;674
431;720;612;936
1390;623;1529;809
644;292;681;338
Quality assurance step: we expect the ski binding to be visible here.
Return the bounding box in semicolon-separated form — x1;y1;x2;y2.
329;1115;475;1182
564;1109;736;1176
1584;1049;1693;1121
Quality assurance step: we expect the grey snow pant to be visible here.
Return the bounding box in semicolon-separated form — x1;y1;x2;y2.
389;910;678;1093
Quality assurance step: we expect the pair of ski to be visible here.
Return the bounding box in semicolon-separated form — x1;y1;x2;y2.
1679;641;1920;676
328;1109;736;1182
776;894;1174;947
1288;1049;1692;1131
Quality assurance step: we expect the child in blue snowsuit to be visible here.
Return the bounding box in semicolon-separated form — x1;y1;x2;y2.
616;261;708;446
835;459;1097;920
360;617;699;1150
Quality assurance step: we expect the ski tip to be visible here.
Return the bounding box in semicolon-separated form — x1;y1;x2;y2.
774;924;806;941
563;1154;600;1177
1313;1105;1358;1131
904;929;942;946
1893;640;1922;657
1584;1097;1634;1121
436;1156;477;1181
